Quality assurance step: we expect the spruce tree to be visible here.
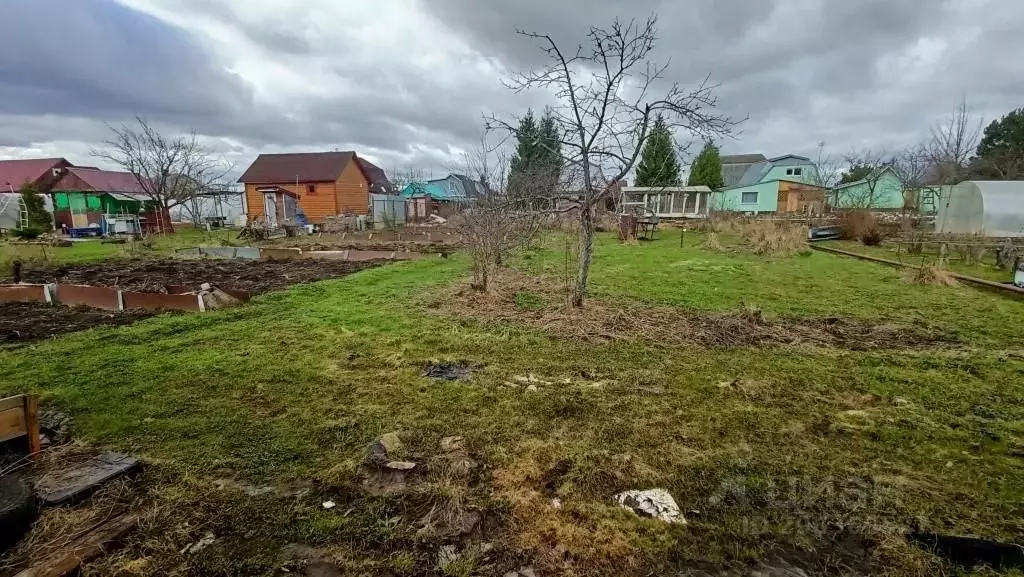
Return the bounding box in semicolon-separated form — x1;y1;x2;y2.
19;183;52;231
687;141;724;190
508;109;539;198
635;115;681;187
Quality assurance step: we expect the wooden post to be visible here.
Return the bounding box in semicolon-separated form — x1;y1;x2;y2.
0;394;40;460
24;394;40;458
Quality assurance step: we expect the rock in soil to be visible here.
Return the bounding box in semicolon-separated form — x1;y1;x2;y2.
614;488;686;524
367;431;404;464
38;409;73;445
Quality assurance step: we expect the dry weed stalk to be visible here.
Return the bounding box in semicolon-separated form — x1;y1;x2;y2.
701;231;725;252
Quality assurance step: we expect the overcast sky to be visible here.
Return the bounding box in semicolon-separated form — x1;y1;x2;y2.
1;0;1022;178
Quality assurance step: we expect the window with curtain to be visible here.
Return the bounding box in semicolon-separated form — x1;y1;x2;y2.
741;191;758;204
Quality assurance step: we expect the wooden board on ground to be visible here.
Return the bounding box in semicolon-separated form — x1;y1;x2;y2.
13;512;140;577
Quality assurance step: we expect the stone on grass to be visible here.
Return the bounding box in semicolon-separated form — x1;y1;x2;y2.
440;436;465;452
368;432;403;464
614;489;686;524
180;532;215;555
384;461;417;471
526;385;539;393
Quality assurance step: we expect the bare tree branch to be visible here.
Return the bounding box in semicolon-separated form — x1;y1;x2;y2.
92;117;231;220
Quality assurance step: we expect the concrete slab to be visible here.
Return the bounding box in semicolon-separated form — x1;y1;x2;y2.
36;452;140;506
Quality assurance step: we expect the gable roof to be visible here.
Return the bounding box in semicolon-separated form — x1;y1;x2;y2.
834;165;899;190
767;154;812;166
719;154;768;188
452;174;483;197
721;154;767;165
0;158;68;190
238;151;356;184
354;157;395;195
54;167;149;194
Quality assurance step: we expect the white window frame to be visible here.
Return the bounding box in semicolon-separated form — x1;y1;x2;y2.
741;191;758;205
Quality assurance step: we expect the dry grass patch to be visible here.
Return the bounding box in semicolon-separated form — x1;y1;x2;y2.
905;264;958;286
432;269;955;350
736;221;808;256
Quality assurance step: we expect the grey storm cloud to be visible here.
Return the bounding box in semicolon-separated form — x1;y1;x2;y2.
418;0;1024;156
1;0;1023;172
0;0;256;138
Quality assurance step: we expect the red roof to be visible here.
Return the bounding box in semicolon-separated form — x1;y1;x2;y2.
0;158;68;190
238;151;356;184
53;167;149;194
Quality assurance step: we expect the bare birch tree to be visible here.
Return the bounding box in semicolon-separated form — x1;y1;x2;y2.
94;117;231;226
488;16;734;306
925;98;982;185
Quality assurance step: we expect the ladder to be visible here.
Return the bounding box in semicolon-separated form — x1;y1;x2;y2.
18;199;29;229
918;187;937;215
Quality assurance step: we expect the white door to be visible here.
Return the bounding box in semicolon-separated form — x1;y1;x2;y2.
263;194;278;227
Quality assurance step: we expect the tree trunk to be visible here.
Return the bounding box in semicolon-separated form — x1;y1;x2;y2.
573;204;595;307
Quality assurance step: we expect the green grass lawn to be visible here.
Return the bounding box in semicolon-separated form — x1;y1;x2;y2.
0;227;237;266
1;232;1023;576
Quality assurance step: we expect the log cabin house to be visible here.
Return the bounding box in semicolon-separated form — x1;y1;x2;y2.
238;151;393;227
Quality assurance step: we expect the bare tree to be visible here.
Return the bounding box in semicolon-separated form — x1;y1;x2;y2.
386;167;431;192
809;142;843;190
94;117;230;230
925;98;982;185
835;150;896;209
889;144;934;214
488;16;734;306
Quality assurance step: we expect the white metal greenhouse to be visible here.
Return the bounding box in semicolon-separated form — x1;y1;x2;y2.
935;181;1024;237
0;193;23;231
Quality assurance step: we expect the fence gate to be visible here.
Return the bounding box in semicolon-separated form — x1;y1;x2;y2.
371;194;406;226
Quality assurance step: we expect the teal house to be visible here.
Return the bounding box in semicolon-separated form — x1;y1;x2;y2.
831;166;906;210
714;155;825;214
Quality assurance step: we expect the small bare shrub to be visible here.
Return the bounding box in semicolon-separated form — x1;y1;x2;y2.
906;264;957;286
839;211;888;246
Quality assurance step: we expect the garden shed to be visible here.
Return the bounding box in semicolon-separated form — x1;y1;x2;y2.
935;181;1024;237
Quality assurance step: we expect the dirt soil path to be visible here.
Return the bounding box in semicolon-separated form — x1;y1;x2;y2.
1;259;387;345
14;259;386;294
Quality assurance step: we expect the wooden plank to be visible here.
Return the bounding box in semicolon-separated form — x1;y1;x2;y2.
0;407;27;443
24;395;40;458
0;394;27;412
13;513;141;577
